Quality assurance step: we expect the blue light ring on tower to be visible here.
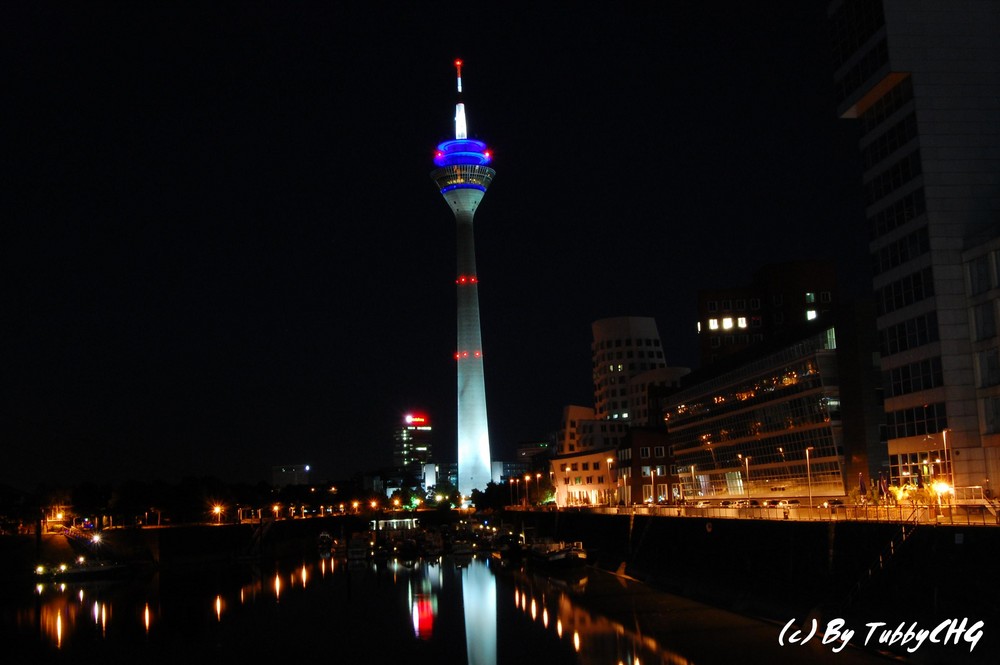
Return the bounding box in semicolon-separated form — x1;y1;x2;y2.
434;139;492;167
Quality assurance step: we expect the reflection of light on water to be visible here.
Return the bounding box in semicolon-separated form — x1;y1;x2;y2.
274;573;282;601
301;564;308;587
144;603;151;633
56;610;63;648
214;595;223;621
93;601;100;624
79;589;84;603
511;578;693;665
101;603;107;635
462;559;496;665
530;598;537;621
320;559;326;577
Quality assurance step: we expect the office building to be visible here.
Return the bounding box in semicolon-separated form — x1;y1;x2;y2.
829;0;1000;489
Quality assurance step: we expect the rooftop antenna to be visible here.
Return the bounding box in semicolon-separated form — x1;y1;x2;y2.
454;58;467;139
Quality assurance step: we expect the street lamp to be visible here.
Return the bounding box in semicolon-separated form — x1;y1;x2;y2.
213;505;222;524
524;474;532;507
942;428;952;487
805;446;814;510
607;457;615;506
650;467;657;503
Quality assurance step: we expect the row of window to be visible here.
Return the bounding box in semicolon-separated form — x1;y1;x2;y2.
709;333;764;348
707;298;759;312
829;0;886;70
562;475;606;486
973;301;997;341
879;311;939;357
593;349;664;363
868;188;926;241
872;226;929;276
638;446;666;459
864;149;922;206
836;38;889;104
861;111;918;171
884;402;947;440
875;266;935;316
594;338;660;350
969;251;999;296
859;76;914;136
884;356;944;398
978;349;1000;388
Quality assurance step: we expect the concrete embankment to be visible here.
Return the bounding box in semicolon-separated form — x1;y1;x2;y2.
509;509;1000;659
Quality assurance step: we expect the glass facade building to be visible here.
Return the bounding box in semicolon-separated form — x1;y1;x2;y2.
666;329;846;501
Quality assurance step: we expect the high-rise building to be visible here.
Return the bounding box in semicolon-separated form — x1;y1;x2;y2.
392;413;434;480
829;0;1000;489
591;317;669;420
696;261;838;366
430;60;495;497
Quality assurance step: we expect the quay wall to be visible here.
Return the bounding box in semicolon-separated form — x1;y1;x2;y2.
511;510;1000;629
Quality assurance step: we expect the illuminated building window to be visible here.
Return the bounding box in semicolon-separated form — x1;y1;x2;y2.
708;318;719;330
697;321;701;333
737;317;748;328
806;310;818;320
806;292;816;303
722;317;734;330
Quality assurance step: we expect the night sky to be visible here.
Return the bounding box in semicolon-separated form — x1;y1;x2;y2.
4;2;868;488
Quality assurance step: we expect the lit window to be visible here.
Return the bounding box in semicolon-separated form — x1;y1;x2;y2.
708;318;719;330
806;292;816;303
737;317;748;328
806;310;818;320
697;321;701;333
722;317;734;330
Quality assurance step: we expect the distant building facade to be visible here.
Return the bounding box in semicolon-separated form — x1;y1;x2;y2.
272;464;310;487
696;261;838;366
392;413;434;481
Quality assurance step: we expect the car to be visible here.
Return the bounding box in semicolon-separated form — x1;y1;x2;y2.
765;500;782;508
695;500;713;508
720;500;734;507
785;499;801;506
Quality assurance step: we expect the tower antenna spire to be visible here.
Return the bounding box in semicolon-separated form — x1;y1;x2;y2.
454;58;467;139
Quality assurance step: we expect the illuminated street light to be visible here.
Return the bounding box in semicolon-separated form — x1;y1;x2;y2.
524;474;532;508
607;457;615;506
213;505;223;524
805;447;814;510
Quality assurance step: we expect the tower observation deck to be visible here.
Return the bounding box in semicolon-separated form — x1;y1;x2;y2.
430;60;495;497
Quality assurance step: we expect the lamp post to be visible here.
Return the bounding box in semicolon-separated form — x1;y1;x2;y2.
805;446;814;510
524;474;532;508
650;467;657;503
509;478;514;505
607;457;615;506
942;428;952;487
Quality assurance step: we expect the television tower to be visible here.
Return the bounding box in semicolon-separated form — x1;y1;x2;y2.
431;59;495;497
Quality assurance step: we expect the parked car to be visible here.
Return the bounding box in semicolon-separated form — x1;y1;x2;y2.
694;500;713;508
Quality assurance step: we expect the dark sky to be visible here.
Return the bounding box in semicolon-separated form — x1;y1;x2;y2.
3;2;867;488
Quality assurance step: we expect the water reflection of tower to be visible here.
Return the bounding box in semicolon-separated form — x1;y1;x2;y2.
431;59;495;497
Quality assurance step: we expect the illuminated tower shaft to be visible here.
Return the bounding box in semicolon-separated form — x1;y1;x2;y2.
431;60;495;497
